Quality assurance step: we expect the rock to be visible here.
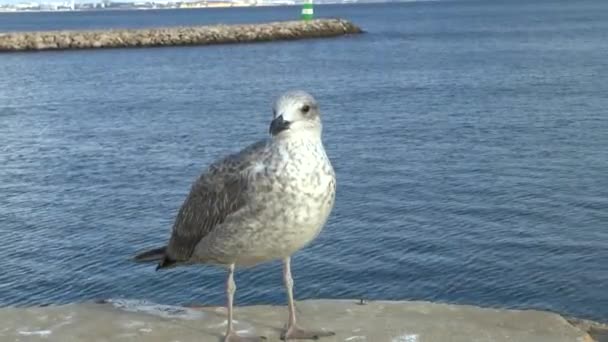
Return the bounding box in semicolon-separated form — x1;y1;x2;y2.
33;42;57;50
42;35;56;44
567;317;608;342
0;19;362;52
0;299;595;342
56;36;71;49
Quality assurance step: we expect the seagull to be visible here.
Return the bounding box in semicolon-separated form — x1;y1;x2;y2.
134;90;336;341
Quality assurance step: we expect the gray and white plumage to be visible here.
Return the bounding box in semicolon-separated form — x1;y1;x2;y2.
137;90;335;270
135;90;336;341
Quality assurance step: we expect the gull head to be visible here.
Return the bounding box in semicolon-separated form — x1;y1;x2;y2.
269;90;321;137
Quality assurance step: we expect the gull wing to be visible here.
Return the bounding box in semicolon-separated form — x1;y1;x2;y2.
158;140;267;268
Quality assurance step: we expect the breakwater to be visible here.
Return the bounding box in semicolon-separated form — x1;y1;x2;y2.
0;18;362;52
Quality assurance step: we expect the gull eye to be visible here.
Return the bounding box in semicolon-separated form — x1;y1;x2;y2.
301;105;310;114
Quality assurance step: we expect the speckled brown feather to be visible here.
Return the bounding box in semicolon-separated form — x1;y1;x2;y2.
158;140;268;268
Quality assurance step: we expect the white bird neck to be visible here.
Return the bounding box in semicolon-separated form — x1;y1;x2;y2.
272;127;323;146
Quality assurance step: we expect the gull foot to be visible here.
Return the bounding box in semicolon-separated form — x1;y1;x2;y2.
224;333;267;342
281;326;335;340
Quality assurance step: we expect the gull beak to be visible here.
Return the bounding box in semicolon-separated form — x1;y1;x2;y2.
269;115;291;135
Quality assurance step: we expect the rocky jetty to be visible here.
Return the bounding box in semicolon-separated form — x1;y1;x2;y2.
0;19;362;52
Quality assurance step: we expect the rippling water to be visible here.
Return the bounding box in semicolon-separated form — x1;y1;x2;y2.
1;0;607;323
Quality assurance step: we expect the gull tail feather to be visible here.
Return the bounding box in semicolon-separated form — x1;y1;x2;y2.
133;246;179;271
133;247;166;263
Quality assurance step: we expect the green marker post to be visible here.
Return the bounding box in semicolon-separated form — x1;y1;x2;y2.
301;0;314;21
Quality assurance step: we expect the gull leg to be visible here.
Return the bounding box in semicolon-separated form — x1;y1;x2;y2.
223;264;266;342
281;257;335;340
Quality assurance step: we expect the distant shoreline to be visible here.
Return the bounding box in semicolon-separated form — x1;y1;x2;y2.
0;18;363;52
0;5;289;14
0;1;365;14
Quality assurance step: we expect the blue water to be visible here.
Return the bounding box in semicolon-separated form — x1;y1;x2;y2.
1;0;608;323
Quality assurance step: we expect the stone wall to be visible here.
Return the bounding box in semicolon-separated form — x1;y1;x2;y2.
0;19;362;52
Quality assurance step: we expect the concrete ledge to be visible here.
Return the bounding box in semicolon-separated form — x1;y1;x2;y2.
0;299;604;341
0;19;362;52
